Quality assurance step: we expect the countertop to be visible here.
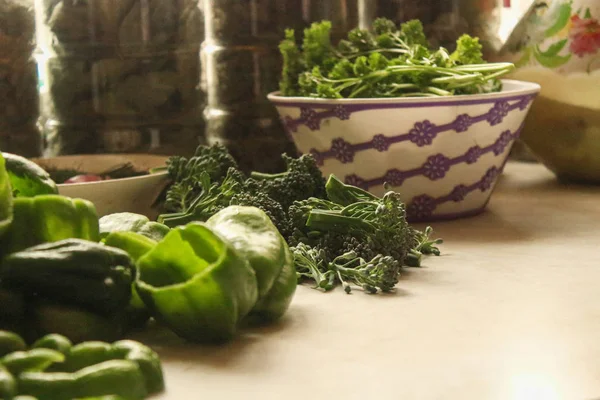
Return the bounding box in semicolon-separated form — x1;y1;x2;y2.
145;161;600;400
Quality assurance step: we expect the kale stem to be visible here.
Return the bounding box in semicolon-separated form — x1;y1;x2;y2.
431;73;482;84
250;171;287;180
157;212;194;227
453;62;515;72
306;210;376;233
426;86;452;96
404;251;422;267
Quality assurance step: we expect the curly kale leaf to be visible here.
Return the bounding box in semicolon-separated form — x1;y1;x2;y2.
302;20;337;71
279;28;305;96
450;34;485;65
399;19;428;47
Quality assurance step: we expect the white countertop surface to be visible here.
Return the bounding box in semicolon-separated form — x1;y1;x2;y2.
142;161;600;400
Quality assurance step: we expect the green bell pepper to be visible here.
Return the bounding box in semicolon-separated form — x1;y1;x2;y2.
103;232;157;330
0;349;65;375
206;206;297;322
1;239;135;317
58;340;164;395
2;153;58;198
1;196;100;255
0;153;13;239
0;331;26;358
18;360;148;400
0;364;16;399
136;223;259;343
27;301;126;345
32;334;72;356
0;289;26;336
99;213;170;242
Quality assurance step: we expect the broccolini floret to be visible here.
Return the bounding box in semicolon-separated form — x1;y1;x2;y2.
248;153;327;211
164;144;238;213
288;176;441;294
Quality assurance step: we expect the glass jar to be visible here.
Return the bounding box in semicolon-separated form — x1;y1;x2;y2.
202;0;307;173
0;0;42;157
34;0;205;157
373;0;503;57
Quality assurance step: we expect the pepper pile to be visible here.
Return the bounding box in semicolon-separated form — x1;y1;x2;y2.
0;330;164;400
0;151;297;348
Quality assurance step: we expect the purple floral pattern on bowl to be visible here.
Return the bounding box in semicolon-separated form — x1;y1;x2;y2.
372;134;390;152
331;138;355;163
384;169;405;186
407;194;437;220
465;146;483;164
480;166;499;191
334;105;351;120
336;126;520;190
309;148;325;166
518;95;534;111
493;130;513;155
409;120;437;146
344;174;366;189
487;101;511;126
450;184;469;202
453;114;473;133
423;154;451;180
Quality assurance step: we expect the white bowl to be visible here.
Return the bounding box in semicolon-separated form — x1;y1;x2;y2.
32;154;170;218
268;80;541;222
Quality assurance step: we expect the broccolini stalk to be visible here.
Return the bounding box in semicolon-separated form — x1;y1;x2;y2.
330;252;400;294
291;244;401;294
405;226;444;267
325;175;378;206
292;243;336;291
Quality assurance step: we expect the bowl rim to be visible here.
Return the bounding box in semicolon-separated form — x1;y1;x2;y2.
267;79;541;107
31;154;169;188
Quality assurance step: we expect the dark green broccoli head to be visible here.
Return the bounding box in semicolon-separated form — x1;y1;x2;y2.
248;153;326;211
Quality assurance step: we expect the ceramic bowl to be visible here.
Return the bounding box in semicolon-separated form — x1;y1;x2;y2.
32;154;170;218
268;79;541;222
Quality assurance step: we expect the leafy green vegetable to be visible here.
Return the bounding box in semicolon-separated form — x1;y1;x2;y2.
287;176;441;294
279;18;514;98
159;145;324;236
